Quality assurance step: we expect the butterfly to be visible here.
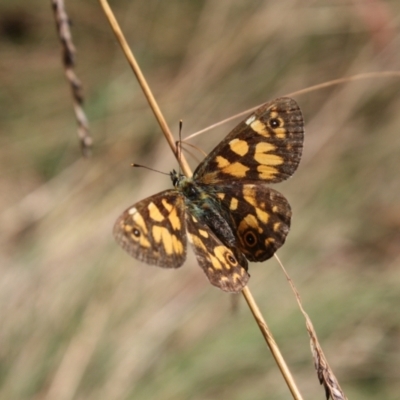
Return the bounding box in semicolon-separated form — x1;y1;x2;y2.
113;97;304;293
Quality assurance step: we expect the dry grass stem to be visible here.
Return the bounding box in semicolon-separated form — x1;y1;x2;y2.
51;0;92;156
287;71;400;98
185;71;400;142
98;0;192;177
99;0;303;398
274;254;348;400
241;286;304;400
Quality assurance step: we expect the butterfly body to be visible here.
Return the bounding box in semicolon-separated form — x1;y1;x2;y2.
114;97;304;292
175;173;237;248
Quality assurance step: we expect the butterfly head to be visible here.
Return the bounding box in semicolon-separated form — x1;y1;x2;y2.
170;169;185;187
170;169;200;201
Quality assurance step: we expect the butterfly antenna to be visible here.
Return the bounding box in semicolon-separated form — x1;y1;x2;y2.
177;119;183;176
176;121;207;165
131;163;169;176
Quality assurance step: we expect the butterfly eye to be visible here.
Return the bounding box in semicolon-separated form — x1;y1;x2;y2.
269;118;280;128
185;184;198;200
244;231;257;247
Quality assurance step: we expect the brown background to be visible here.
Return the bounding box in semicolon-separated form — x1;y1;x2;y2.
1;1;400;399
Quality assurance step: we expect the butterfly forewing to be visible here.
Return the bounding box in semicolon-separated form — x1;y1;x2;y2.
113;190;187;268
185;213;250;293
194;97;304;185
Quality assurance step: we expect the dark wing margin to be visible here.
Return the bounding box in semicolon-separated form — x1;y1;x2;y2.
113;190;187;268
194;97;304;185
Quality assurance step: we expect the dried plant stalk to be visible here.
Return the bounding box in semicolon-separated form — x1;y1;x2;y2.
185;71;400;142
97;0;191;177
98;0;303;399
51;0;92;156
242;286;304;400
275;254;348;400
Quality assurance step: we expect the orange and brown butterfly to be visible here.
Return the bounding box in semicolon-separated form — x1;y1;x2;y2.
113;97;304;293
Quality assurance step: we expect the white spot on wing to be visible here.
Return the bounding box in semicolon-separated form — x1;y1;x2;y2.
128;207;137;215
245;115;256;125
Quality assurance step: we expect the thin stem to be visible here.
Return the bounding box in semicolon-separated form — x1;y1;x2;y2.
241;286;303;400
185;70;400;142
98;0;192;178
51;0;92;156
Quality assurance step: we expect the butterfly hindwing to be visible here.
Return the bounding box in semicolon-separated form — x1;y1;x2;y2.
185;212;250;293
113;190;187;268
215;184;291;262
194;97;303;185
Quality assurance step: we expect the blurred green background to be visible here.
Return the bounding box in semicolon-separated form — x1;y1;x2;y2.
1;1;400;399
